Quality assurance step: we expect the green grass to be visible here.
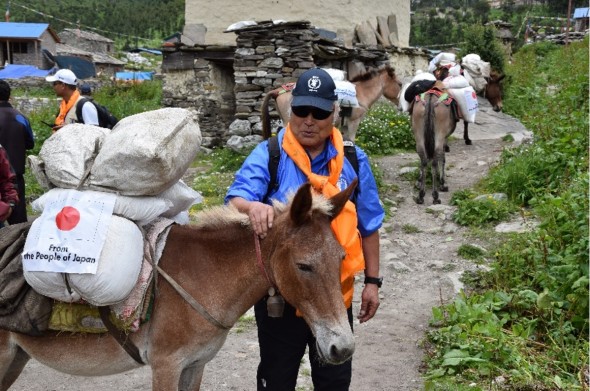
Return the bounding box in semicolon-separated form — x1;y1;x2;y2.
423;38;589;390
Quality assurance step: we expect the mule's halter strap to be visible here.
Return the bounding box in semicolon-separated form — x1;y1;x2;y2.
254;232;275;288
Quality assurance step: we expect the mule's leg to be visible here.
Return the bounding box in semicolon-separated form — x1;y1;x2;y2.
438;151;449;193
463;121;472;145
0;332;30;391
415;152;427;204
431;154;441;204
152;360;185;391
178;362;205;391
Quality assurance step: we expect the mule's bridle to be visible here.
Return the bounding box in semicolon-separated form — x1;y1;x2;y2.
253;232;276;289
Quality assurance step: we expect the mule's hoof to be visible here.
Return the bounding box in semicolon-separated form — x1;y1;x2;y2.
433;199;441;205
444;145;450;152
465;140;472;145
440;186;449;192
414;197;424;204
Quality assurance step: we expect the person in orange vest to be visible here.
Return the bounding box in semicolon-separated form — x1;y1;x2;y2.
46;69;99;132
225;67;384;391
0;144;18;229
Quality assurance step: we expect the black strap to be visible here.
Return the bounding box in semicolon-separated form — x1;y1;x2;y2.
265;135;281;202
266;134;360;201
75;98;89;124
98;306;145;365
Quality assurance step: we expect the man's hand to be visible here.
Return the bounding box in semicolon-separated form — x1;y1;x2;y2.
247;201;274;239
357;284;380;323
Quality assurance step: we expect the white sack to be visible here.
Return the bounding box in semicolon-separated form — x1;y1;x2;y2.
324;68;346;81
448;86;479;123
157;180;203;218
89;108;202;196
335;81;359;108
32;188;173;224
69;215;143;306
24;266;81;303
428;52;457;73
443;75;470;89
23;215;142;304
27;155;54;190
39;124;108;189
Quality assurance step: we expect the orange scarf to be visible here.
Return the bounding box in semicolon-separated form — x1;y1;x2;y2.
282;125;364;307
55;90;80;126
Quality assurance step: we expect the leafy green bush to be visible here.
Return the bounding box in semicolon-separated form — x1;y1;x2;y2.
452;197;516;226
355;103;415;155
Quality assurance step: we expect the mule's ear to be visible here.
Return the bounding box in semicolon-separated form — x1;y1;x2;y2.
290;182;313;226
497;74;506;82
328;178;358;220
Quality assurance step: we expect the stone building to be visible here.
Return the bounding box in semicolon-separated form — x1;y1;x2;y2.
59;29;115;55
0;22;59;69
161;0;428;148
183;0;411;47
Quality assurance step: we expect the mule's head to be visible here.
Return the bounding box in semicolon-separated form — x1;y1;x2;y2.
268;181;357;364
380;64;402;106
485;70;505;112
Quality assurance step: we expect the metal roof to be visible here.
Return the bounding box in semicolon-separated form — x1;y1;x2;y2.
0;22;51;39
573;8;589;19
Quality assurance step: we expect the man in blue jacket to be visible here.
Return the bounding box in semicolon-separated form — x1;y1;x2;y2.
0;80;34;224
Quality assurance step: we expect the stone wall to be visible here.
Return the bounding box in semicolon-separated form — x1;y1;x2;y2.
184;0;411;47
162;21;429;148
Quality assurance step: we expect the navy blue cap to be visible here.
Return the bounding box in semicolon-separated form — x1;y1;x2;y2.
80;83;92;95
292;68;338;111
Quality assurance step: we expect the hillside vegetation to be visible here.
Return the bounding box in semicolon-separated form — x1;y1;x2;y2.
8;0;184;48
423;38;589;390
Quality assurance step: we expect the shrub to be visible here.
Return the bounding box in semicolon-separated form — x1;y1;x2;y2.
355;103;415;155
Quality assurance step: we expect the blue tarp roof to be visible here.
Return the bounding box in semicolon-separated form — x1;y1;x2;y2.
131;48;162;55
574;8;589;19
0;22;50;39
0;64;51;79
115;71;153;81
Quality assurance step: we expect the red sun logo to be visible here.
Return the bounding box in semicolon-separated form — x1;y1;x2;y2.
55;206;81;231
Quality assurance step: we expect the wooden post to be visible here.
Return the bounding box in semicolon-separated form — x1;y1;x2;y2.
565;0;572;46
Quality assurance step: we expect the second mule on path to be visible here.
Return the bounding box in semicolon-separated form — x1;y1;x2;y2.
261;65;402;141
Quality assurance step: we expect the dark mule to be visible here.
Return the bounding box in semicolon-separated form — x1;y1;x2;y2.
0;182;357;391
410;85;458;204
462;69;505;146
261;65;402;141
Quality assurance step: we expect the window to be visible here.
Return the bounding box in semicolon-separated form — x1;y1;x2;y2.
10;42;28;54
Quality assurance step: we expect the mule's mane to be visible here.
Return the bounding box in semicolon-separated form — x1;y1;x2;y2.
349;64;396;83
192;192;333;230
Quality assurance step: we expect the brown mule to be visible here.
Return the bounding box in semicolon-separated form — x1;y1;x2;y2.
0;182;357;391
411;88;458;205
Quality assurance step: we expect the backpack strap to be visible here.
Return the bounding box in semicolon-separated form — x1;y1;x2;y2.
265;135;281;202
265;135;360;202
75;98;90;124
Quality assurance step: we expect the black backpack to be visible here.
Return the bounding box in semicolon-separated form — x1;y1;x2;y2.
75;98;118;129
265;134;359;201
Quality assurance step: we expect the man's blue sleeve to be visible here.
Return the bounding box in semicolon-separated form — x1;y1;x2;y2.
354;146;384;237
225;141;271;204
16;114;35;149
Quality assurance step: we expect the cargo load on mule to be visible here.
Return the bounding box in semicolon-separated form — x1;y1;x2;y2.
0;108;203;336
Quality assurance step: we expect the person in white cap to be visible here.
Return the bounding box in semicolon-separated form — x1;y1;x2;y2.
46;69;99;132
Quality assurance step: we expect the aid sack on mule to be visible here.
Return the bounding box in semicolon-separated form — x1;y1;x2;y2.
89;108;202;195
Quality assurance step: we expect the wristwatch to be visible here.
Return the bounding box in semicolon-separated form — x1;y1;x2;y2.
8;201;15;208
364;276;383;288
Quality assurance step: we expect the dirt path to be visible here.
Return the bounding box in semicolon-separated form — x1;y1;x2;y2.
9;98;530;390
